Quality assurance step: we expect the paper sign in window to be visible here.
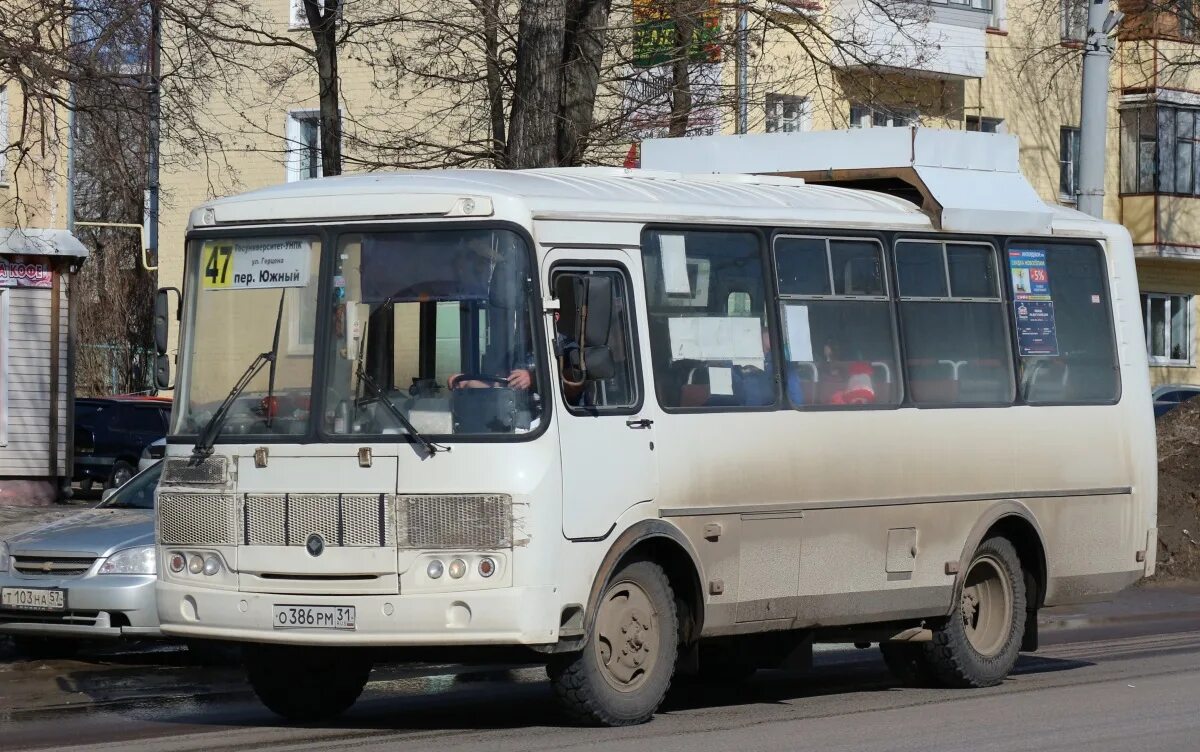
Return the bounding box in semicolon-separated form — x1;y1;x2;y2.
660;235;691;295
708;367;733;395
783;304;814;362
668;317;763;361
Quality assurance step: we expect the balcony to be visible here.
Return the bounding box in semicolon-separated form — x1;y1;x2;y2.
828;0;991;79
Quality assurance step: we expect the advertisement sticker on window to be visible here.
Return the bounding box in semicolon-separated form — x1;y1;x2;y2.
1009;249;1059;357
201;239;311;290
1008;249;1052;302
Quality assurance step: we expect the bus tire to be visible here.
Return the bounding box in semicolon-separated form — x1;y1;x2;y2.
547;559;678;726
923;536;1026;688
245;645;372;722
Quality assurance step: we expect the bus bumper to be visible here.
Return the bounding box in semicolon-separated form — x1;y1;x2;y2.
156;581;561;647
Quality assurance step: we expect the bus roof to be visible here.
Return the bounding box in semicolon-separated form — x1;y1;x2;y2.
188;167;938;233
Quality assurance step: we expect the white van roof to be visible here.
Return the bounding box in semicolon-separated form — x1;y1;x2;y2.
640;128;1065;236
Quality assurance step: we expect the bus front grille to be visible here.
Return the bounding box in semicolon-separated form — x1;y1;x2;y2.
162;456;229;486
400;494;512;549
242;494;394;547
158;492;237;545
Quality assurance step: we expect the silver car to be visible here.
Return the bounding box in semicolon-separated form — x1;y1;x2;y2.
0;462;162;655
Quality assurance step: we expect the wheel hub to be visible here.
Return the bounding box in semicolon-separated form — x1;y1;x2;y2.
960;554;1013;657
595;581;658;692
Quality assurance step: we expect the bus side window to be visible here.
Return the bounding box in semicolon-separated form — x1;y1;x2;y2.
552;267;640;411
895;240;1014;406
640;229;773;410
775;236;899;408
1010;243;1119;404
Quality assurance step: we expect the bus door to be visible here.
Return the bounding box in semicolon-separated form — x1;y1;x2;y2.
546;252;660;539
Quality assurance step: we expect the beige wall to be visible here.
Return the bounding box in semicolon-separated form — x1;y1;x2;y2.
1;81;70;229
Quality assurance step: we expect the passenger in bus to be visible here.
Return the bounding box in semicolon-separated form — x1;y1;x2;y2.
732;325;805;406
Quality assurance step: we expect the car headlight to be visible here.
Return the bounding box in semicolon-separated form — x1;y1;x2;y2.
98;545;157;575
0;541;9;573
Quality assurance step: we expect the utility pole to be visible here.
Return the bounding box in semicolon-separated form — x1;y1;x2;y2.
735;0;748;134
146;0;161;269
1077;0;1119;219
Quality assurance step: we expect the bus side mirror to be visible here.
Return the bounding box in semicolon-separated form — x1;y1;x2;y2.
154;287;180;390
554;274;616;381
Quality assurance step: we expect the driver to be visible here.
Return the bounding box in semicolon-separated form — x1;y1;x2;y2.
448;233;534;392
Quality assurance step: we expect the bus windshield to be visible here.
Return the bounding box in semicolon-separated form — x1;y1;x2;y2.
174;236;322;438
174;229;544;442
324;229;544;437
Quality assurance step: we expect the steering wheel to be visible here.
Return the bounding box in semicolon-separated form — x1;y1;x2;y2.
450;373;511;389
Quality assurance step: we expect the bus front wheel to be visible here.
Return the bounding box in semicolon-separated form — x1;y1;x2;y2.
547;559;679;726
245;644;372;722
924;536;1026;688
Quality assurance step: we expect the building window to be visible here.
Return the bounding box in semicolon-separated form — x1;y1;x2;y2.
849;104;917;128
988;0;1006;29
966;116;1005;133
290;0;330;29
1059;126;1081;202
1119;104;1200;195
766;94;811;133
1181;0;1197;39
1143;293;1192;364
285;111;321;182
1062;0;1088;40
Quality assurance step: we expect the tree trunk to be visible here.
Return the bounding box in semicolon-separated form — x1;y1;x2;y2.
305;0;342;176
507;0;566;169
557;0;611;166
668;0;696;138
476;0;508;166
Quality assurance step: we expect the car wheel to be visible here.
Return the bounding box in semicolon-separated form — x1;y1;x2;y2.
11;636;80;660
245;644;372;722
108;461;135;489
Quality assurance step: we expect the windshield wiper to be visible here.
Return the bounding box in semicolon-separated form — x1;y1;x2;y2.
193;290;287;458
354;365;447;458
192;351;275;457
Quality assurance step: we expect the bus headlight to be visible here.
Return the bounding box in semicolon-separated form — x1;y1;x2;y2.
169;552;186;573
188;554;204;574
448;558;467;579
202;555;222;576
427;559;444;579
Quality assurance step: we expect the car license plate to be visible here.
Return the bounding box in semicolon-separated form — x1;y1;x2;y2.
272;604;356;630
1;587;66;612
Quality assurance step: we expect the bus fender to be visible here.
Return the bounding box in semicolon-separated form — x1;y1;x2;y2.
949;500;1048;650
582;518;707;647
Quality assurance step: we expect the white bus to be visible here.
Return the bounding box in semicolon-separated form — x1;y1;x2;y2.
153;130;1156;726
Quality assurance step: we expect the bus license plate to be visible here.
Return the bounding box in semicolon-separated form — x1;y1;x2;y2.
272;605;356;630
1;587;66;612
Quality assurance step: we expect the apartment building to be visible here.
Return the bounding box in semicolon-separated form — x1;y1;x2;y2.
156;0;1200;392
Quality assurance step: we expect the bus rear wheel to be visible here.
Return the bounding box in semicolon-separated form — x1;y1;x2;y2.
923;536;1026;688
245;644;372;722
548;559;678;726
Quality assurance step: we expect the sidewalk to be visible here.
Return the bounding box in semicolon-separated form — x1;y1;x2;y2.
1039;580;1200;632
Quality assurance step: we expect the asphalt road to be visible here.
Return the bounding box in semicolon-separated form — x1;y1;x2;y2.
3;614;1199;752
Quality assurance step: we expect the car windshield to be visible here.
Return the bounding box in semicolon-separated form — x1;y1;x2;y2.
100;462;163;510
324;229;545;437
173;236;322;438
